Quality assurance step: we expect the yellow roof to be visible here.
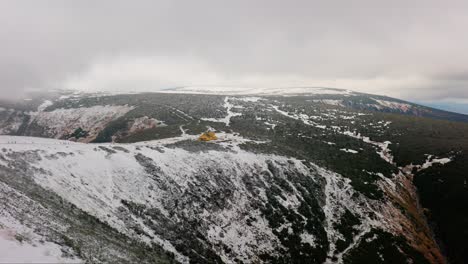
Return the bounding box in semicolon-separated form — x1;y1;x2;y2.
199;131;218;141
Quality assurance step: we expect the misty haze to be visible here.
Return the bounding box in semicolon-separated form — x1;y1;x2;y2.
0;1;467;264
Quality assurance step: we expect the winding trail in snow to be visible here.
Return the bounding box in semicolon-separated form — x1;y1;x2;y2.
201;97;242;126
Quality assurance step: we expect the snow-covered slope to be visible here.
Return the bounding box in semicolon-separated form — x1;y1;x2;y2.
1;90;465;263
0;132;447;263
30;105;134;141
0;214;82;264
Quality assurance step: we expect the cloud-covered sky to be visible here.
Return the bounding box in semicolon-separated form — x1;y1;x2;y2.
1;1;468;107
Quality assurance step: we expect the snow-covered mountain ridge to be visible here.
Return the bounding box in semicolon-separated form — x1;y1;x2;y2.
1;90;468;263
0;133;446;263
157;86;354;96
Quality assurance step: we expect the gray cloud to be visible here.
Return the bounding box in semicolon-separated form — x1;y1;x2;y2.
1;0;468;102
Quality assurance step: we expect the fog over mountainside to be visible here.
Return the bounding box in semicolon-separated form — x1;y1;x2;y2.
1;87;467;263
2;1;468;263
1;1;468;111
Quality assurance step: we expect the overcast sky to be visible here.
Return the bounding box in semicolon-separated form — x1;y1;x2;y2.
1;1;468;107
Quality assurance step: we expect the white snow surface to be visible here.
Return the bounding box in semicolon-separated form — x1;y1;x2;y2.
29;105;134;140
0;195;82;264
0;135;307;263
373;99;412;112
311;99;344;106
421;157;452;169
37;100;54;112
400;155;453;175
0;134;395;264
0;232;81;264
340;148;359;154
0;114;452;264
128;116;165;133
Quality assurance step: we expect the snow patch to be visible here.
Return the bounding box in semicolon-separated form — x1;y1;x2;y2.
340;148;358;154
311;99;344;106
128;116;165;133
300;233;316;247
30;105;134;141
0;206;81;264
37;100;53;112
373;99;412;112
